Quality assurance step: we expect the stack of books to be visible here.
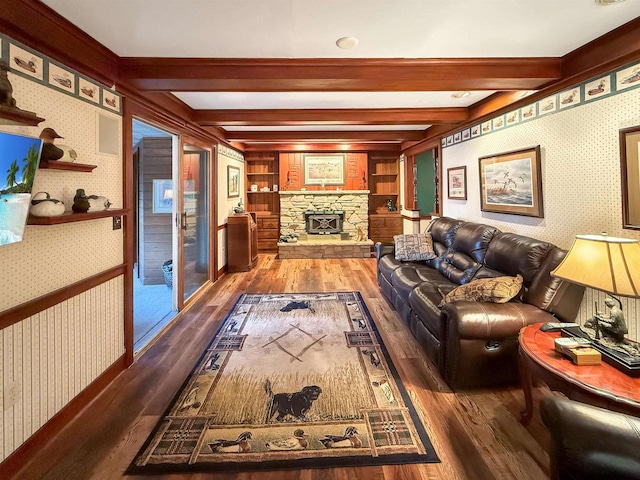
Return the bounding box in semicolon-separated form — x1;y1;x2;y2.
554;337;602;366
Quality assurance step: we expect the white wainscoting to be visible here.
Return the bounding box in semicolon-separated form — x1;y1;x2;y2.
0;276;125;461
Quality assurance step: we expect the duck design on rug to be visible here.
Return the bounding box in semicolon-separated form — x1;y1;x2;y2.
319;426;362;448
208;432;253;453
265;429;308;450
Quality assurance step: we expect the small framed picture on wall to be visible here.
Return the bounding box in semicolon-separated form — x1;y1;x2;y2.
447;166;467;200
228;165;240;198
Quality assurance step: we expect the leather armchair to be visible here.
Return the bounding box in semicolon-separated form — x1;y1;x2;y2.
541;397;640;480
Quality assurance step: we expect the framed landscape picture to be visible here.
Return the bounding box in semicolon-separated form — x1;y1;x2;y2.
478;146;543;217
447;166;467;200
303;154;345;186
227;165;240;198
620;125;640;230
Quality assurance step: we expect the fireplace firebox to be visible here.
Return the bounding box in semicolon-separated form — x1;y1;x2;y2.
305;210;344;234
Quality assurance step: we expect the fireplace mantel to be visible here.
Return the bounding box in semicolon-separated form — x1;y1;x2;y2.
279;190;370;195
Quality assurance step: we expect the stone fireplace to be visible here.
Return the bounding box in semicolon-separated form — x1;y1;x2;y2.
278;191;372;258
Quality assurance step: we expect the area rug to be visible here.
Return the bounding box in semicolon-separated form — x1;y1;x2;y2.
128;292;439;474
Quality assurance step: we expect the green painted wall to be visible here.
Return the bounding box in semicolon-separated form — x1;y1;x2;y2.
416;150;435;215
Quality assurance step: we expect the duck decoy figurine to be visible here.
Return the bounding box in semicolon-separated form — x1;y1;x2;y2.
0;61;17;109
72;189;111;213
72;189;91;213
30;192;65;217
39;128;64;161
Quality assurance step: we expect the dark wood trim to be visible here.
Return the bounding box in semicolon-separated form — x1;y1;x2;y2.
119;57;561;92
244;143;401;152
212;141;219;281
38;160;97;172
217;223;228;231
402;130;447;156
217;265;228;278
0;264;126;330
0;354;127;479
224;130;426;142
123;97;135;366
27;209;128;225
194;108;467;126
0;105;44;126
0;0;119;88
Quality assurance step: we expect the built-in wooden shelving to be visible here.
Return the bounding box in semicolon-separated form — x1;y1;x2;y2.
0;106;45;126
28;208;127;225
38;160;97;172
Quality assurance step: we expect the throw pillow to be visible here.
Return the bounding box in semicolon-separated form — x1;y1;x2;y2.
394;233;437;262
439;274;523;306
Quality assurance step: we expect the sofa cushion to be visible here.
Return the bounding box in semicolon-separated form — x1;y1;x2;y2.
394;233;437;261
436;222;500;285
425;217;463;268
378;254;406;284
484;232;554;286
439;274;523;306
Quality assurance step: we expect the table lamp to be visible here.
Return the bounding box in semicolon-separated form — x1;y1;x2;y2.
551;233;640;372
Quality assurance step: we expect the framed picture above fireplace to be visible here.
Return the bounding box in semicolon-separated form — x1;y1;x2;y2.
303;154;345;186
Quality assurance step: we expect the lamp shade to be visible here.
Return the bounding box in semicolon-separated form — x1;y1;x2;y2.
551;234;640;297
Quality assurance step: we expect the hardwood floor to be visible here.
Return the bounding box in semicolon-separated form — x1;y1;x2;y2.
12;255;554;479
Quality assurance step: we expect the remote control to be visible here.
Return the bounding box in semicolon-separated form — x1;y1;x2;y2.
540;322;580;333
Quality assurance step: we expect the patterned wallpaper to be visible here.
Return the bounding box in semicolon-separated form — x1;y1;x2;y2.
0;39;123;309
441;73;640;340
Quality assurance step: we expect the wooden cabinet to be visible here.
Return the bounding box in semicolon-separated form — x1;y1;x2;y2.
256;215;279;252
227;213;258;272
368;152;402;243
245;152;280;252
369;213;403;244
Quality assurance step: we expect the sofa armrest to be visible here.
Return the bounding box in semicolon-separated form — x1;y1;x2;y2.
441;301;556;340
541;397;640;480
375;242;395;261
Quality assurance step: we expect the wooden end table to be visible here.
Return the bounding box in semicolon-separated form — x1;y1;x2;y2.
518;324;640;423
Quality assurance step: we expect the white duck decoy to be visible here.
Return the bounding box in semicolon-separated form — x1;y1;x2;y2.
30;192;65;217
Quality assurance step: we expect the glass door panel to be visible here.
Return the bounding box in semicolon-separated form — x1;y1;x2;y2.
181;145;210;302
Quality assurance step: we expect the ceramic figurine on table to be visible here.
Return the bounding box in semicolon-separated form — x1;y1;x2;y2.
233;199;245;214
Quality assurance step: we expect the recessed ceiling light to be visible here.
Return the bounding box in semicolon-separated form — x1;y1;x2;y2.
451;91;471;99
336;37;359;49
596;0;626;5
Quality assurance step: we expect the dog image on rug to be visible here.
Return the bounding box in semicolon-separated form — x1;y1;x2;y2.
265;379;322;422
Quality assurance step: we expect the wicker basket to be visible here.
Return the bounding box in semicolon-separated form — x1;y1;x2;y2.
162;260;173;288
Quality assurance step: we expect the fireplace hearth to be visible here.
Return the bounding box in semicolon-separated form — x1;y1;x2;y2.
305;210;344;234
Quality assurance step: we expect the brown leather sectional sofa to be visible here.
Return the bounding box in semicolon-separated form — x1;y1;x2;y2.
376;216;585;389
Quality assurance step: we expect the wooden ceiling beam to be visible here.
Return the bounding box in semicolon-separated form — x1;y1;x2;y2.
223;130;426;142
194;108;467;126
119;58;562;92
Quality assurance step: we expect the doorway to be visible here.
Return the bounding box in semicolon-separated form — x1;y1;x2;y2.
180;144;210;302
132;119;178;351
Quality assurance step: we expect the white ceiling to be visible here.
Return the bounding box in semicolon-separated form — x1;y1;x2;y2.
41;0;640;58
172;90;494;109
41;0;640;138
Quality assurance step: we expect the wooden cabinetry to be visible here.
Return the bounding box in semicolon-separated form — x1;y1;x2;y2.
227;212;258;272
245;152;280;252
368;213;403;244
368;152;402;243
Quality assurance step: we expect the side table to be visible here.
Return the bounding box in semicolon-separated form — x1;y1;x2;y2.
518;324;640;423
